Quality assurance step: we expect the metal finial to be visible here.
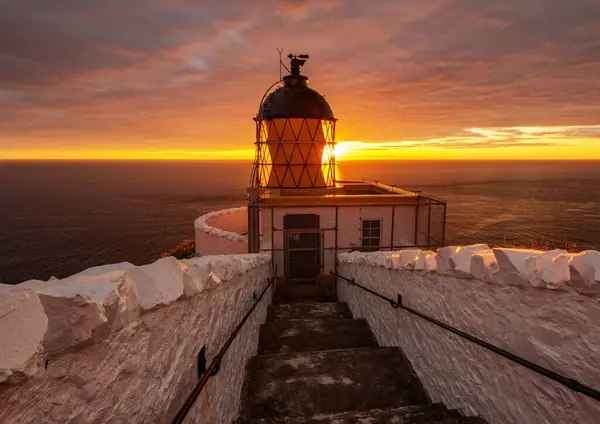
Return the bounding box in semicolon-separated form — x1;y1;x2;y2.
287;53;310;76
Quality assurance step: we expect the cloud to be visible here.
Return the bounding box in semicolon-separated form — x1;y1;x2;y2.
0;0;599;155
336;124;599;155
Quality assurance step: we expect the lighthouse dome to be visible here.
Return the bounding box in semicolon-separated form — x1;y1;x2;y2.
258;76;335;120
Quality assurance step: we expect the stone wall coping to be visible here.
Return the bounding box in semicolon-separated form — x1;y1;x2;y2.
194;206;248;242
338;245;600;295
0;253;270;384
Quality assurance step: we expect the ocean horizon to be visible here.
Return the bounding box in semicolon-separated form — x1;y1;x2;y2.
1;159;599;284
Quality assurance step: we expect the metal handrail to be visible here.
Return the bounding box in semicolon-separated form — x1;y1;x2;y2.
171;273;276;424
333;272;600;403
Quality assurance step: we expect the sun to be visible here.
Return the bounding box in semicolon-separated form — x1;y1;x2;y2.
334;141;357;159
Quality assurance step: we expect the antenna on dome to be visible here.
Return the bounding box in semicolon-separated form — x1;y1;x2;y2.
278;48;290;79
277;48;283;81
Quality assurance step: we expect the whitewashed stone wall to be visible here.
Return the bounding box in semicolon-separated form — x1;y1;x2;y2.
0;253;272;424
195;207;248;256
337;246;600;424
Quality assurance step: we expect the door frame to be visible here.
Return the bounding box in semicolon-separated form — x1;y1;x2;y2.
283;214;321;286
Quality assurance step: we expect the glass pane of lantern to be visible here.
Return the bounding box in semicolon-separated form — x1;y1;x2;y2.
280;119;296;141
260;164;272;186
305;119;321;141
268;142;286;164
289;118;305;141
281;143;299;164
306;164;325;187
297;143;313;163
261;143;272;164
312;121;326;142
311;143;325;164
297;119;313;141
301;143;318;164
299;167;313;187
270;119;286;141
289;165;304;187
321;163;331;186
321;143;334;165
289;142;304;165
270;165;287;186
259;121;270;142
282;166;297;187
260;144;272;185
321;120;334;142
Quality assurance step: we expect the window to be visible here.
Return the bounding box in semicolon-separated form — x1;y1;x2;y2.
361;220;381;252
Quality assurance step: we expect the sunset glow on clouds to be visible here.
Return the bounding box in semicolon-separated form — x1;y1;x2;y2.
1;0;599;160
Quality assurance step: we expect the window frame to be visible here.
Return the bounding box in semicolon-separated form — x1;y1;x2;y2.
361;219;382;252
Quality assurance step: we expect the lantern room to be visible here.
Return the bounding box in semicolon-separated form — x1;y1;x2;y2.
251;54;336;189
246;53;447;301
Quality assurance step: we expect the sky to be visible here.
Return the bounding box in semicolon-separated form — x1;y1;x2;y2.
1;0;600;160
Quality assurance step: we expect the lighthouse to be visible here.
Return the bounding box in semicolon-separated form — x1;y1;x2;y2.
251;54;336;189
247;54;446;300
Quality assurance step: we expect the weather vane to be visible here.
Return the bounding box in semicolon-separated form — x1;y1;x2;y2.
287;53;310;76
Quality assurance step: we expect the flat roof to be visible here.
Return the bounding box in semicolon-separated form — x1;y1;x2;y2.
248;180;440;207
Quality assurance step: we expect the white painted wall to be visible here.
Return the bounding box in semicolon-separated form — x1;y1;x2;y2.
195;207;248;256
337;247;600;424
0;254;272;424
261;204;417;278
196;230;248;256
206;209;248;234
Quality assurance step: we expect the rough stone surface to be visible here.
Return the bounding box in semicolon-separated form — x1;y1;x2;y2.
569;250;600;296
258;318;377;354
240;347;429;420
0;255;272;424
240;298;486;424
493;248;536;286
266;302;352;321
450;245;491;278
0;287;48;383
73;262;136;278
339;246;600;292
435;246;461;275
130;256;186;309
7;266;137;357
243;404;486;424
337;261;600;424
390;249;423;270
470;251;498;282
524;249;572;289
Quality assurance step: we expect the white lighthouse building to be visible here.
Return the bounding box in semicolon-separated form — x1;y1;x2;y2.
244;54;447;299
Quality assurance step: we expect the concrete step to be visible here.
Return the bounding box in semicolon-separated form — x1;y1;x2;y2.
273;283;336;303
241;404;485;423
267;302;352;321
258;318;377;354
273;294;338;304
239;347;429;420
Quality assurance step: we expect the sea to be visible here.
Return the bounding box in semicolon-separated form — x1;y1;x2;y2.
1;160;599;284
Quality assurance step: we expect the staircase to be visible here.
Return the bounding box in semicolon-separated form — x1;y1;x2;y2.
238;300;487;423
